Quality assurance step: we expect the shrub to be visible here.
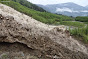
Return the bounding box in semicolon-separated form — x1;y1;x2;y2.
70;25;88;42
75;16;88;22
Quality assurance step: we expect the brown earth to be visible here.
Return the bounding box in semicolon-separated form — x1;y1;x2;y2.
0;14;88;59
0;4;88;55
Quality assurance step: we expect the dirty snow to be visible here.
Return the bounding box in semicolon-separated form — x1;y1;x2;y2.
0;3;88;55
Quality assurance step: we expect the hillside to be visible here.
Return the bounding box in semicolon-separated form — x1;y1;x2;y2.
11;0;46;12
0;0;74;25
85;5;88;9
0;3;88;59
0;0;46;12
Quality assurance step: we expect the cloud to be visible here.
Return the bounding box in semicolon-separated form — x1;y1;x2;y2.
56;8;73;12
27;0;88;6
55;8;88;13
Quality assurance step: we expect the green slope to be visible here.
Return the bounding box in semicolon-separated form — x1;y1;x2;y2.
0;0;74;24
75;16;88;22
12;0;46;12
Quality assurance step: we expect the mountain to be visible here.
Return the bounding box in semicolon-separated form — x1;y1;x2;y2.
85;5;88;8
0;3;88;59
37;2;88;17
11;0;46;12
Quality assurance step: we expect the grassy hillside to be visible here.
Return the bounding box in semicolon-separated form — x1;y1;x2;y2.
0;0;74;25
12;0;46;12
75;16;88;22
60;21;85;27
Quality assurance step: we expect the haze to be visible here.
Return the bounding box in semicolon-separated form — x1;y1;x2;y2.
27;0;88;6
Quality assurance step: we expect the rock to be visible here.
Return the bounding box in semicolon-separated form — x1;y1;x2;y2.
0;16;4;19
0;14;2;17
5;16;14;20
27;55;39;59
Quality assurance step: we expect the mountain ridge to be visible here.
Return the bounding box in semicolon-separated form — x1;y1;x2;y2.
37;2;88;17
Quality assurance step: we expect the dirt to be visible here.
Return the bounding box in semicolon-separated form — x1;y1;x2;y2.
0;4;88;59
0;42;88;59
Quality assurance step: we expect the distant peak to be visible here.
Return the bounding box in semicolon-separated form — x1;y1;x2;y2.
62;2;77;5
65;2;75;4
86;5;88;7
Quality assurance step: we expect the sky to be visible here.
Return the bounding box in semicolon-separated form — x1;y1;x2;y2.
27;0;88;6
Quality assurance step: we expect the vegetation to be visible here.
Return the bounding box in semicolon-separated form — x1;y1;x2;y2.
83;22;88;24
60;21;85;27
0;0;10;1
0;0;74;25
1;54;8;59
11;0;46;12
70;25;88;42
75;16;88;22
